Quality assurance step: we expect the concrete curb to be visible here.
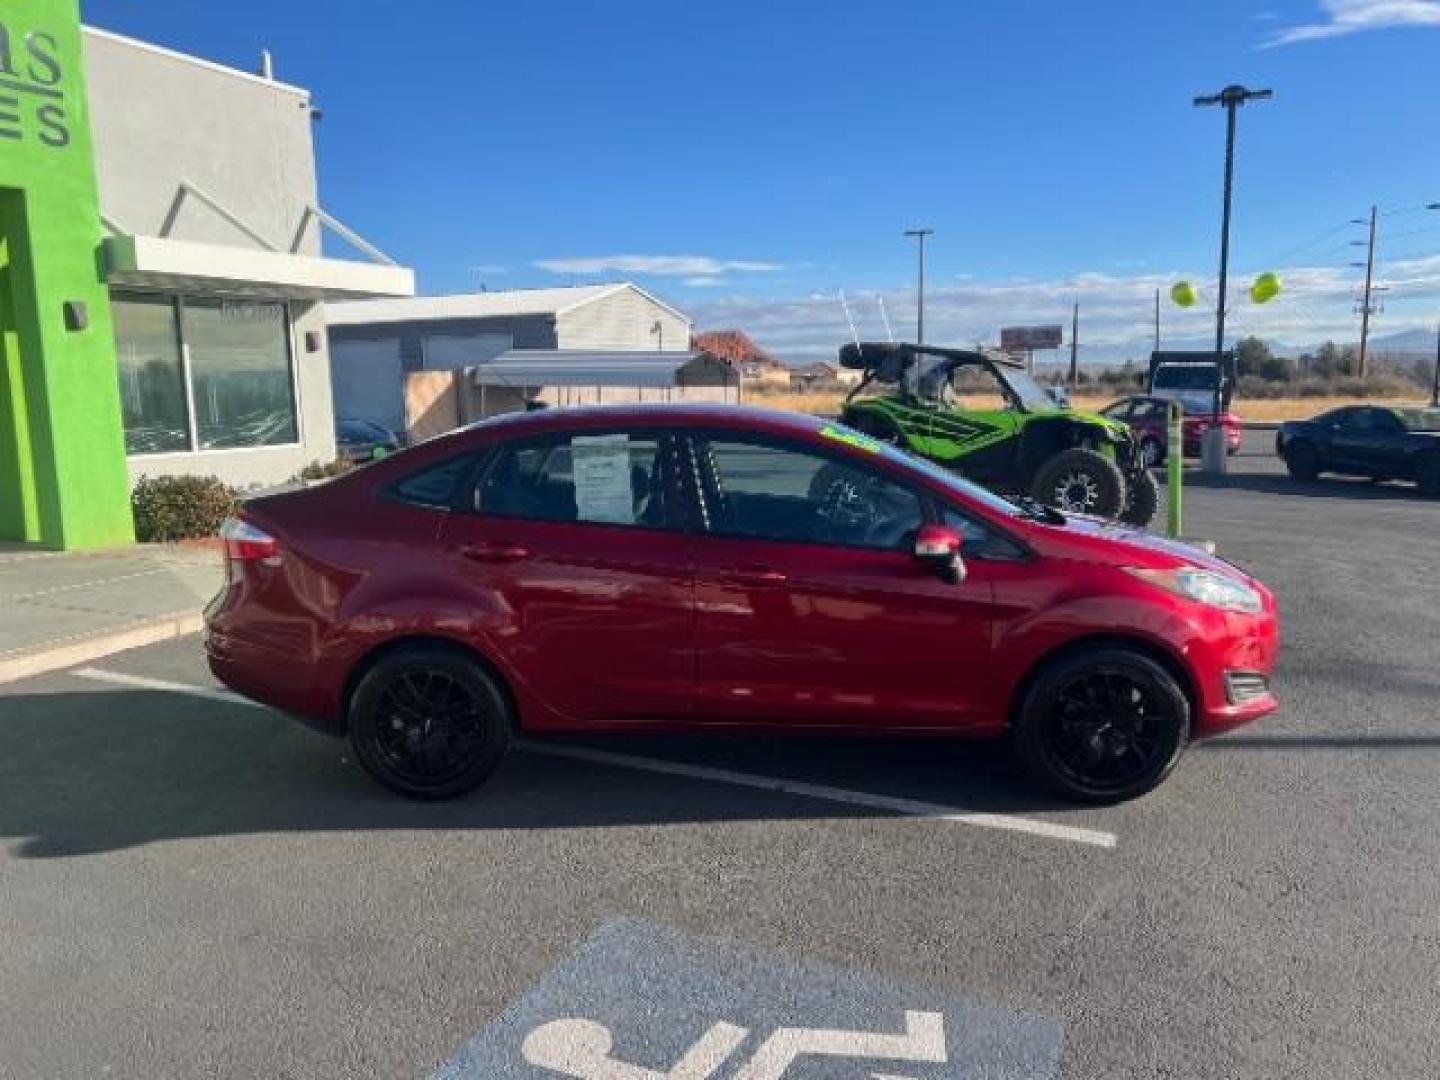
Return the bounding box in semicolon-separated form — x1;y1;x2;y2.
0;612;205;686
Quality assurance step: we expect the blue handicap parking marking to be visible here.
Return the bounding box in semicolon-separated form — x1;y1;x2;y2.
434;917;1063;1079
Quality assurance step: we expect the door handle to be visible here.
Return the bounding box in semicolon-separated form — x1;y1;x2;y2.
459;542;530;563
724;565;788;587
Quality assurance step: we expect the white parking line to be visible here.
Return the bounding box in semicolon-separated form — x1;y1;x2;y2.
73;667;1118;849
75;666;259;706
520;742;1117;849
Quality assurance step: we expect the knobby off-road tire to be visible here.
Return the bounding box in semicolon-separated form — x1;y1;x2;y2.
1120;468;1161;528
1030;448;1127;518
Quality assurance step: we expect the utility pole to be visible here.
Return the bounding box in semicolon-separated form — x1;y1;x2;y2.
1432;322;1440;407
1356;204;1378;380
1154;287;1161;353
904;228;933;344
1194;84;1272;472
1069;301;1080;387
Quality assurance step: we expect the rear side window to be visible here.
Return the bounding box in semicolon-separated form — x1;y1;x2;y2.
388;455;475;509
474;432;673;529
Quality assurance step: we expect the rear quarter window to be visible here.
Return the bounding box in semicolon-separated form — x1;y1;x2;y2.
386;454;477;509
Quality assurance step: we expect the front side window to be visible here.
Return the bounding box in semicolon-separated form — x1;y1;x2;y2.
112;294;189;454
476;432;672;529
697;437;923;550
182;299;298;449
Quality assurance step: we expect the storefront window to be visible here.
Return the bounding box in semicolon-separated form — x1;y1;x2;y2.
112;293;300;455
182;298;298;450
112;294;190;454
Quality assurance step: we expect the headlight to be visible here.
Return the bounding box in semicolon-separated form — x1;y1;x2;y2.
1123;567;1264;614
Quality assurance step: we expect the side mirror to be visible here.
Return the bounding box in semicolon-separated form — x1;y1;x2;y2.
914;524;966;584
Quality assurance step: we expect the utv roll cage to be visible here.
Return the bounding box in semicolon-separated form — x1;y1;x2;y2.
839;341;1030;409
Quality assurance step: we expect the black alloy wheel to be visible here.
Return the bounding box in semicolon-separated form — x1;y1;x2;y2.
348;646;512;800
1014;647;1189;802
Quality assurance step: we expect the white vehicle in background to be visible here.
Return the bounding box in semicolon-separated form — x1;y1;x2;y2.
1149;358;1231;417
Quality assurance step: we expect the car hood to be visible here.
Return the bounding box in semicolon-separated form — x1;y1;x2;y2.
1021;513;1254;579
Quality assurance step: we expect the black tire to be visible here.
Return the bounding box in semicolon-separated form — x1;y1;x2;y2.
1120;468;1160;528
347;645;512;800
1139;436;1164;468
1418;454;1440;497
1012;647;1190;803
1284;441;1321;482
1030;447;1126;517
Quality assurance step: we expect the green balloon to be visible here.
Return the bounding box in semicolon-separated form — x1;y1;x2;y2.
1170;281;1197;308
1250;271;1281;304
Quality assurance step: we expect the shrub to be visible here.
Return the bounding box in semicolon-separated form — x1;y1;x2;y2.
131;474;239;543
290;457;354;484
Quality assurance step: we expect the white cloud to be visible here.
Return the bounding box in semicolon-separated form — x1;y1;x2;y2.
1262;0;1440;47
682;276;726;287
687;259;1440;363
533;254;786;277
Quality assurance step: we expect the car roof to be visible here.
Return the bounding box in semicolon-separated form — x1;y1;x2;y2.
457;403;830;440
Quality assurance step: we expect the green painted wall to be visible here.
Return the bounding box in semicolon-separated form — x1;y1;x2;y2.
0;0;132;548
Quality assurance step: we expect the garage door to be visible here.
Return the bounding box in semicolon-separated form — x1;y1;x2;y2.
330;336;405;433
422;332;512;370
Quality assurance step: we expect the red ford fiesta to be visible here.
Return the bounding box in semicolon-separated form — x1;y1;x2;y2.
206;405;1278;803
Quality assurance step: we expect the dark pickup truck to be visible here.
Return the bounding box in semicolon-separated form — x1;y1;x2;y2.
1276;405;1440;494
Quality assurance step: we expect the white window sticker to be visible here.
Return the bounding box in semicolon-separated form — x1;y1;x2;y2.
571;434;636;525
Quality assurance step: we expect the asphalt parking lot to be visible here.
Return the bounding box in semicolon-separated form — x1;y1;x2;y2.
2;433;1437;1079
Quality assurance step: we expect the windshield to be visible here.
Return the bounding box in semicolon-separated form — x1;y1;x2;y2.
990;364;1059;411
1153;365;1219;390
1396;408;1440;432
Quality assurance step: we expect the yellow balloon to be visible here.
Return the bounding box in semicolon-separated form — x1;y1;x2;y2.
1170;281;1197;307
1250;272;1281;305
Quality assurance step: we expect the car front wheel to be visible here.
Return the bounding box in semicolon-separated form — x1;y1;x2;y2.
1012;647;1190;803
348;645;512;800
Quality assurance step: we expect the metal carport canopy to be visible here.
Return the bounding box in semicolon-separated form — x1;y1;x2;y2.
471;350;704;388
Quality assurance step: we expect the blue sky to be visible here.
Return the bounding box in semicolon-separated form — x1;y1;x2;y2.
82;0;1440;360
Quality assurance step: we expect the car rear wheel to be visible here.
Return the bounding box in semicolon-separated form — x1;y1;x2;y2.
1013;647;1190;803
1119;468;1160;528
1284;441;1321;482
1030;448;1126;517
348;646;512;800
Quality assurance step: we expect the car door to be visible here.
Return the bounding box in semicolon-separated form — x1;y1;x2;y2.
685;431;995;730
1327;408;1382;472
438;428;695;724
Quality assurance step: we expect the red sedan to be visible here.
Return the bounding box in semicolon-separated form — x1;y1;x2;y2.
1100;395;1243;464
206;405;1278;803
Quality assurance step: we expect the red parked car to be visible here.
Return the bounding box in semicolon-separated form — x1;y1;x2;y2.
206;405;1278;803
1100;395;1243;464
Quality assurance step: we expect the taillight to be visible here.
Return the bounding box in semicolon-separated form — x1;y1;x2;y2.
220;517;282;567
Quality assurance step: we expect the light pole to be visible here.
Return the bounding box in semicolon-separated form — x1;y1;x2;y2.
1194;84;1272;473
904;227;933;344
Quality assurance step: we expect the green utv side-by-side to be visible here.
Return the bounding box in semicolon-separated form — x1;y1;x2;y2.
834;342;1159;526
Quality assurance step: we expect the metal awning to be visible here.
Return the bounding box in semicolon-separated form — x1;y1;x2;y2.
472;350;731;388
103;234;416;301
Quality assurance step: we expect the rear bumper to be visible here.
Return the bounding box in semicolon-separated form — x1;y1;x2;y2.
205;622;343;737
